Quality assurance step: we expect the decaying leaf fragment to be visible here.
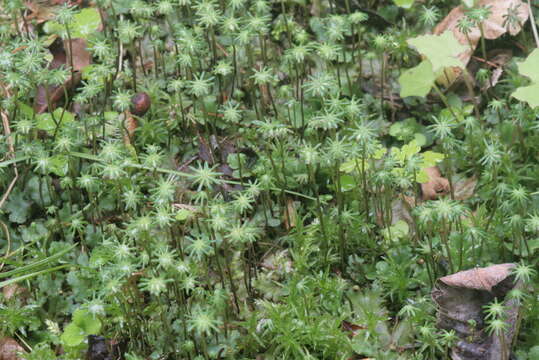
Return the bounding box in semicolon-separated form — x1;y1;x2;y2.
34;38;91;114
0;337;25;360
433;0;529;85
432;264;522;360
421;166;450;200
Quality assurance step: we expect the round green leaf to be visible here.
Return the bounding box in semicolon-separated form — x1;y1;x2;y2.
407;32;467;72
61;323;85;347
399;60;435;98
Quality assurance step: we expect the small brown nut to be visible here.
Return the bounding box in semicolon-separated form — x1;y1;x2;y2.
130;92;151;117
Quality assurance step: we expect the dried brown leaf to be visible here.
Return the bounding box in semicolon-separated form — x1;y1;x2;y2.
65;38;91;72
341;320;367;338
421;166;450;200
2;284;28;304
25;1;57;24
453;176;478;201
283;198;297;230
34;39;89;113
433;0;528;85
0;337;25;360
439;263;514;292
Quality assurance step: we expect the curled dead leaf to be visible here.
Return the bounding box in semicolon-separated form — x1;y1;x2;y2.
34;38;90;114
439;263;514;292
341;320;367;338
421;166;450;200
0;337;25;360
123;112;138;146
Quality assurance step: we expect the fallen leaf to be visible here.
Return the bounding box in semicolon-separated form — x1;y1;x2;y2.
34;38;90;113
0;337;25;360
478;50;512;91
453;176;477;201
433;0;529;85
25;1;57;24
283;198;297;230
512;49;539;108
421;166;450;200
439;263;514;292
399;60;436;98
341;320;367;338
64;38;91;72
1;284;28;304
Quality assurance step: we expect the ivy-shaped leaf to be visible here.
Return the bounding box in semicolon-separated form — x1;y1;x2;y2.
399;60;436;98
407;31;467;73
511;49;539;108
44;8;101;39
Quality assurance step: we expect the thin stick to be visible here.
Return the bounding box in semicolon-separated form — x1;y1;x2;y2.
0;110;18;211
0;221;11;271
528;0;539;48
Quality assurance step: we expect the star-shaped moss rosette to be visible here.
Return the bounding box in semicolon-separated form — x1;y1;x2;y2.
399;31;467;98
512;49;539;108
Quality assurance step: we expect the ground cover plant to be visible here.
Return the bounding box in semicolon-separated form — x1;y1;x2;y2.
1;0;539;358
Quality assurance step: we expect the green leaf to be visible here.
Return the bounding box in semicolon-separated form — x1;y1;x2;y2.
17;101;34;118
407;32;467;72
416;168;430;183
413;133;427;146
175;208;192;221
512;50;539;108
61;323;86;347
516;48;539;83
49;155;69;177
401;140;421;159
0;265;70;289
382;220;409;240
422;151;445;168
72;309;101;335
0;244;75;279
512;84;539;109
44;8;101;39
399;60;436;98
36;108;75;134
339;174;356;192
393;0;414;9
